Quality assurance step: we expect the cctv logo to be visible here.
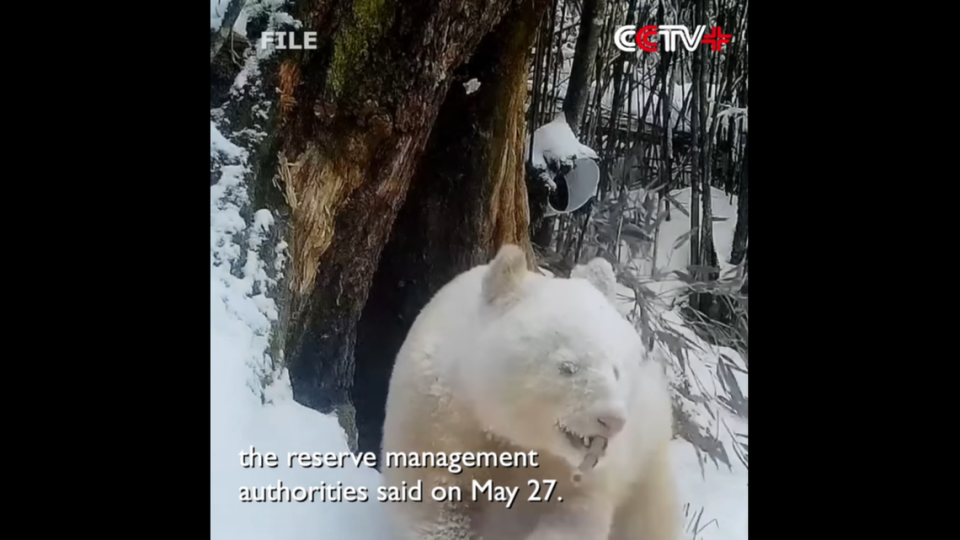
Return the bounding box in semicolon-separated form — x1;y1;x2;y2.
614;25;732;53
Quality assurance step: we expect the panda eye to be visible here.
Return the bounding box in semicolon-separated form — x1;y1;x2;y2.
559;361;580;376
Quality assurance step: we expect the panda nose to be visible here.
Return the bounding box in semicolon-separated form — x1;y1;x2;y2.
597;415;626;436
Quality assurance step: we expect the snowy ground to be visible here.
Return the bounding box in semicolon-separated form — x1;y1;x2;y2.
211;122;388;536
211;2;746;537
612;185;747;540
616;186;743;305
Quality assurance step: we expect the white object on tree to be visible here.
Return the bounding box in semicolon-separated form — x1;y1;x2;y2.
544;157;600;216
463;78;481;94
526;115;598;174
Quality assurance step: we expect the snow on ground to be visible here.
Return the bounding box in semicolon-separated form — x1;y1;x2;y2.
610;184;747;540
210;331;388;540
673;439;747;540
211;324;389;540
618;186;741;304
212;118;387;540
655;187;739;275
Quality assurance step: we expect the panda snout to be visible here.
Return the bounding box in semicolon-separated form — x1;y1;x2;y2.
596;413;626;437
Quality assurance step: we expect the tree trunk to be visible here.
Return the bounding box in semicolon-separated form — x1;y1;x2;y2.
211;0;545;445
656;0;674;211
730;135;748;265
696;34;721;318
562;0;608;134
688;0;703;286
603;0;629;201
353;0;545;456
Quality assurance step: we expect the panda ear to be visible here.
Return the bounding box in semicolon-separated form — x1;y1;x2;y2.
482;244;528;307
570;257;618;304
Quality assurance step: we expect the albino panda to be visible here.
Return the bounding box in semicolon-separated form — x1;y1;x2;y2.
381;244;678;540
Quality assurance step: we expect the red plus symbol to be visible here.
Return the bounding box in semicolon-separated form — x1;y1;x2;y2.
701;26;732;51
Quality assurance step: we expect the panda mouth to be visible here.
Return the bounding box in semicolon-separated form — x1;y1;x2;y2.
558;424;595;450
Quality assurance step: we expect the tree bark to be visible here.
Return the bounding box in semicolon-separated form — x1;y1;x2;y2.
354;0;546;456
244;0;540;441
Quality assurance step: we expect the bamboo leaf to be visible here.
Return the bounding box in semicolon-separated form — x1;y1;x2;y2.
673;227;698;250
